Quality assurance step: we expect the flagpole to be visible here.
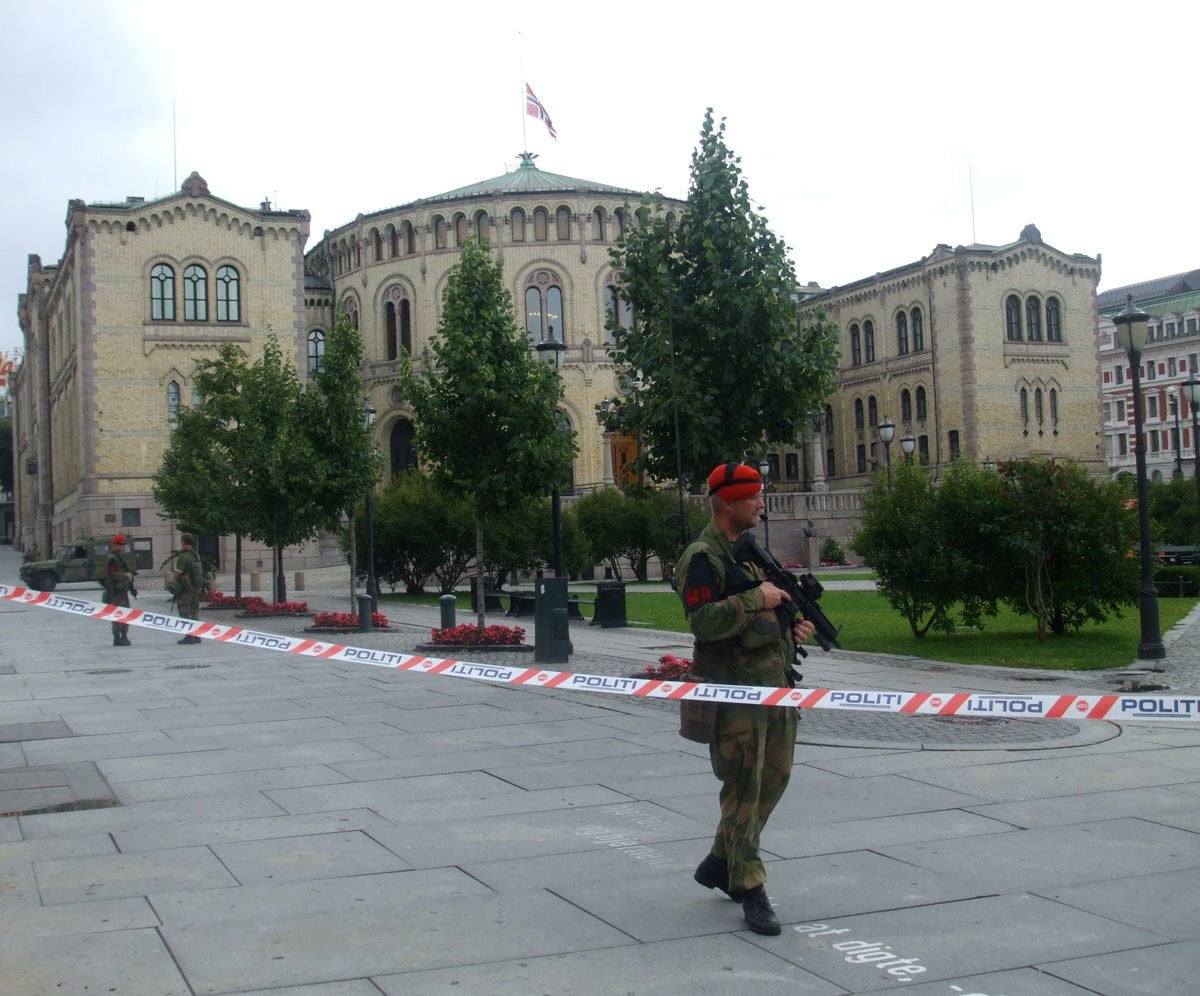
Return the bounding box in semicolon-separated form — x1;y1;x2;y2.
519;48;527;152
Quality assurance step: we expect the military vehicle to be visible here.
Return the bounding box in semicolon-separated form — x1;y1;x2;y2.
19;535;154;592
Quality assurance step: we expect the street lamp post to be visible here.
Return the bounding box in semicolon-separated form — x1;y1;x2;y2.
1184;376;1200;540
900;433;916;464
361;398;378;614
1114;294;1165;663
877;416;895;485
758;459;771;556
536;334;567;578
1170;391;1184;479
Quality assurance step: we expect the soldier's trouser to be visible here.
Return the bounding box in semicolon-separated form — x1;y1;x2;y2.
108;592;130;641
709;704;797;891
178;593;199;621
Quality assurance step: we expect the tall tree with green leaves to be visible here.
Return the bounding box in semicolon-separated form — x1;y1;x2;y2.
602;109;840;490
400;239;576;627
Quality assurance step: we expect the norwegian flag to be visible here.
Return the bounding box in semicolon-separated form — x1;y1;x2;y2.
525;84;557;140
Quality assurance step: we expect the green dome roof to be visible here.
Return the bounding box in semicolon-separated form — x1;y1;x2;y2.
424;152;641;203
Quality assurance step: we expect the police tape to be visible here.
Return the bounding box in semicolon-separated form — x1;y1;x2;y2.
3;584;1198;723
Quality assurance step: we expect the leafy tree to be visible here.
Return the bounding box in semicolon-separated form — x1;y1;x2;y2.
1148;476;1199;546
400;239;576;627
0;416;13;496
987;458;1139;638
601;109;839;490
573;487;635;580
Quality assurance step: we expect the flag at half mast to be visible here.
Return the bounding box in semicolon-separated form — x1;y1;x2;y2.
525;84;557;140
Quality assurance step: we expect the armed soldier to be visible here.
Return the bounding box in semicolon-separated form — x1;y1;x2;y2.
172;533;204;645
676;462;816;936
103;534;136;647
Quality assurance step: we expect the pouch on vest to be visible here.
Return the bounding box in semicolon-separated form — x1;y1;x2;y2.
679;699;718;743
740;607;781;649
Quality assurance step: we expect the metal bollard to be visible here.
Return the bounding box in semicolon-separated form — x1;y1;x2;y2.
357;594;372;633
439;594;457;630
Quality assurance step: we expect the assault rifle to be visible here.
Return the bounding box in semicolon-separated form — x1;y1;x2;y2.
731;531;841;660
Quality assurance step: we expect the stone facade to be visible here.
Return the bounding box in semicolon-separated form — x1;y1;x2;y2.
14;172;312;567
304;154;683;494
795;225;1104;489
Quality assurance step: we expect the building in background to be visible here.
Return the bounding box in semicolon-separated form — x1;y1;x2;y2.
13;172;311;567
1097;269;1200;482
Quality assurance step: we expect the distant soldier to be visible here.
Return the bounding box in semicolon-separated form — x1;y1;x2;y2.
103;534;136;647
23;543;40;564
173;533;203;645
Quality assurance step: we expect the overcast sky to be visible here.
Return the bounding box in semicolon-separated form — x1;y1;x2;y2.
2;0;1194;361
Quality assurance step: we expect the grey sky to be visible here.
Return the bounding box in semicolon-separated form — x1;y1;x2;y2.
3;0;1194;359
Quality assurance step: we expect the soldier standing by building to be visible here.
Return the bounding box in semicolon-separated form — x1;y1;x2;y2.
103;535;136;647
676;462;815;936
173;533;203;645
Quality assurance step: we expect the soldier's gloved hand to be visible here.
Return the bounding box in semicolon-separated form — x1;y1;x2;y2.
129;583;138;598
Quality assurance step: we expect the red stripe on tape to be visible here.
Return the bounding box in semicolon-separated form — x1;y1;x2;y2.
1045;695;1076;718
900;692;932;714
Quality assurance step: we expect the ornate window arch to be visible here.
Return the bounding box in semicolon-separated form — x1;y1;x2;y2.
911;306;924;350
474;210;490;244
1006;295;1023;341
591;207;606;241
151;262;175;321
896;310;908;355
525;270;565;343
307;329;325;374
1046;297;1062;341
901;388;912;422
370;228;382;262
454;213;470;247
383;285;412;360
401;220;416;255
850;323;862;366
864;320;876;362
915;385;927;419
533;207;550;241
511;208;526;242
216;265;240;322
183;264;207;322
1026;295;1043;341
556;206;572;240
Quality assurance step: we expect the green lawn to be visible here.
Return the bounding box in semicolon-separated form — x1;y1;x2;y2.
381;586;1197;670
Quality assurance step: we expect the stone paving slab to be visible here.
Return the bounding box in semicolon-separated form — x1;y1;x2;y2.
769;893;1165;990
1039;937;1200;993
35;844;240;903
112;807;392;852
375;935;845;995
1042;866;1200;941
159;891;634;994
0;927;190;995
212;829;412;884
111;763;352;803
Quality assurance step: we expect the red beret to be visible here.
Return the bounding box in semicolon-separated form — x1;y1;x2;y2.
706;462;762;501
112;534;126;544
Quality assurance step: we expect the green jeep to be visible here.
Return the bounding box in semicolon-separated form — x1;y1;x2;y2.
19;536;154;592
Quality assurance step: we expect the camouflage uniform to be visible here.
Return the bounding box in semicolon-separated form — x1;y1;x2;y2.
103;549;135;646
174;542;202;644
676;521;797;894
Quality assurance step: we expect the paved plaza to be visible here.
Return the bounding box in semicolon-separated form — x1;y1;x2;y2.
2;545;1200;994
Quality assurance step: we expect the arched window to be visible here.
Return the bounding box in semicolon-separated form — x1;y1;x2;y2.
1046;297;1062;341
386;224;398;258
868;396;878;429
1050;388;1058;424
151;263;175;321
864;320;876;362
824;404;833;436
525;272;564;343
390;418;419;476
850;324;862;366
556;207;571;240
511;208;526;242
916;386;927;420
475;210;490;244
901;389;912;422
383;286;412;360
1006;295;1023;341
612;208;626;239
433;216;449;249
854;398;864;430
591;208;605;241
401;221;416;255
167;380;181;427
604;284;633;343
1020;387;1029;424
183;264;207;322
216;265;240;322
911;307;924;350
371;228;382;262
1026;296;1042;341
454;214;470;247
307;329;325;373
533;207;549;241
1035;387;1044;424
896;311;909;355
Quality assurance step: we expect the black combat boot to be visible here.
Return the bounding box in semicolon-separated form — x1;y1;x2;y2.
177;635;200;645
693;854;743;900
742;885;781;935
113;634;121;647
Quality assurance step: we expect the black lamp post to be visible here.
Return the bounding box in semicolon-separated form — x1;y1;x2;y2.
1170;391;1184;479
758;458;771;556
900;433;916;464
877;416;895;485
1113;294;1165;662
1184;375;1200;540
536;334;567;578
361;398;378;614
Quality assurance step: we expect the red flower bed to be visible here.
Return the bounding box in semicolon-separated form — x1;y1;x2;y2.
311;611;390;629
242;600;309;616
430;623;526;646
641;653;692;681
206;592;266;609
